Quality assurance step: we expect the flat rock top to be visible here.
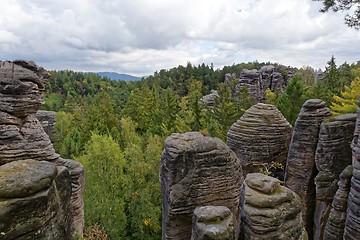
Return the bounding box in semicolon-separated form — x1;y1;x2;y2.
245;173;281;194
0;159;57;198
193;206;231;223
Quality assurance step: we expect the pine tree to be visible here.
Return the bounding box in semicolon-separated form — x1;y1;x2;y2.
331;77;360;115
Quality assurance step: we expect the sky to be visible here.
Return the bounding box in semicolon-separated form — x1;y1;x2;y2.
1;0;360;76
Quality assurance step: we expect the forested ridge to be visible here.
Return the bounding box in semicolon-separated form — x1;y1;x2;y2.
42;58;360;239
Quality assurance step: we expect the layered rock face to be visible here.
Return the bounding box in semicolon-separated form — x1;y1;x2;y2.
0;160;73;239
242;173;306;240
227;103;292;177
344;97;360;239
160;132;243;240
324;165;353;239
191;206;234;240
36;110;56;140
284;99;331;239
201;90;218;107
314;114;356;239
225;66;293;102
0;61;84;238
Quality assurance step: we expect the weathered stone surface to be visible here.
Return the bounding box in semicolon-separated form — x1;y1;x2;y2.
344;97;360;239
0;60;49;118
313;114;356;239
324;165;353;240
284;99;331;239
160;132;243;240
191;206;234;240
0;60;84;237
242;173;306;240
201;90;219;108
0;162;73;240
227;103;292;178
36;110;56;140
56;158;85;236
0;160;57;198
225;66;294;102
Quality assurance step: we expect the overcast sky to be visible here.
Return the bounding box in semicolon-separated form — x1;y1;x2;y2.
1;0;360;76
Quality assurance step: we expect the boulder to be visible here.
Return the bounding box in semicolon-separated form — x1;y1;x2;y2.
0;160;73;240
201;90;219;108
242;173;306;240
160;132;243;240
313;114;356;239
324;165;353;239
227;103;292;178
191;206;234;240
284;99;331;239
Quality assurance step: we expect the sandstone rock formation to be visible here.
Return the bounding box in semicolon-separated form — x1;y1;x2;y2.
36;110;56;140
314;114;356;239
242;173;306;240
0;60;84;238
201;90;218;107
344;97;360;239
284;99;331;239
160;132;243;240
227;103;292;178
225;66;294;102
191;206;234;240
324;165;353;239
0;160;73;239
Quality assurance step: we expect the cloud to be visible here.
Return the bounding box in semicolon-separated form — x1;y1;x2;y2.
0;0;359;75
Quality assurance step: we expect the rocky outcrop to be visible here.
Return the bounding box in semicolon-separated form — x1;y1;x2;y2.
0;60;84;237
344;97;360;239
36;110;56;140
314;114;356;239
227;103;292;178
284;99;331;239
324;165;353;239
0;160;73;239
242;173;306;240
191;206;234;240
160;132;243;240
225;66;294;102
201;90;218;107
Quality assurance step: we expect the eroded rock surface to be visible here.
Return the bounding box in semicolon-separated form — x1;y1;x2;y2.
227;103;292;178
201;90;218;108
191;206;234;240
344;97;360;239
160;132;243;240
242;173;306;240
314;114;356;239
0;60;84;237
0;160;73;240
36;110;56;140
284;99;331;239
324;165;353;240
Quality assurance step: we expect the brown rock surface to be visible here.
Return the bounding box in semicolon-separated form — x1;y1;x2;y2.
160;132;243;240
227;103;292;177
242;173;306;240
284;99;331;239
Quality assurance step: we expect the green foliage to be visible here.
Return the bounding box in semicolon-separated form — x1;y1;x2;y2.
264;88;277;105
331;77;360;115
77;133;128;239
276;75;308;125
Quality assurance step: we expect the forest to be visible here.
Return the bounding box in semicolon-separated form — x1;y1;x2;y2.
42;57;360;239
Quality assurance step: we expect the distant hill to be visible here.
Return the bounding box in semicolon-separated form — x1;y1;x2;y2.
95;72;142;81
